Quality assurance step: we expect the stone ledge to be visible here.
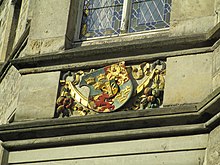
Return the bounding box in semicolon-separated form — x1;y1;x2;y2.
18;46;212;75
1;23;220;78
7;134;208;163
197;86;220;113
0;86;219;142
0;104;197;131
9;22;220;70
0;105;199;141
0;86;219;148
10;33;214;70
2;124;208;151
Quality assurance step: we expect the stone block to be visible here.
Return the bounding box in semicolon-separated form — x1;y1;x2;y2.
213;45;220;74
212;45;220;91
26;36;65;55
0;0;14;61
9;150;205;165
216;0;220;11
171;0;215;21
0;142;8;165
26;0;71;55
163;53;213;106
15;71;60;121
205;125;220;165
213;72;220;91
30;0;70;39
170;0;216;36
0;66;21;124
9;134;207;164
170;16;215;36
0;143;4;165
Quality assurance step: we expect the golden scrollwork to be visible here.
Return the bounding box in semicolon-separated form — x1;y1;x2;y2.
135;69;156;94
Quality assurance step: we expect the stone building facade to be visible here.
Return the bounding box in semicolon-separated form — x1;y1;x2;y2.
0;0;220;164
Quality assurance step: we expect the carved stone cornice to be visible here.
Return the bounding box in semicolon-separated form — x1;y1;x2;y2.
9;22;220;71
0;87;219;151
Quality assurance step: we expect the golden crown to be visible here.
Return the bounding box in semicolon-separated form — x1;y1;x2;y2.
85;77;95;85
97;73;106;81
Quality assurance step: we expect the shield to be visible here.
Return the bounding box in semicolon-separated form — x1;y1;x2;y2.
80;62;133;112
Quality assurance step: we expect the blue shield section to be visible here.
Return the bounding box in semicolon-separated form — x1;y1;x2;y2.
80;62;133;112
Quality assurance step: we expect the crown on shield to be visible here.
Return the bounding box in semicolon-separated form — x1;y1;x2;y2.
85;77;95;85
97;73;106;82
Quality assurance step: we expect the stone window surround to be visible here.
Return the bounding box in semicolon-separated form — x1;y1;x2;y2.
74;27;170;47
72;0;171;44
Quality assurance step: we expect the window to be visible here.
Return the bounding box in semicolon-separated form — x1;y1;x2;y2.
80;0;171;39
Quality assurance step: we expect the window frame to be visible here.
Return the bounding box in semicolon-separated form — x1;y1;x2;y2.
74;0;171;42
73;1;85;42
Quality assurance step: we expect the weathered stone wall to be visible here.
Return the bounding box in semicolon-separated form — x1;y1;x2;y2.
0;66;21;124
15;71;60;121
0;0;217;120
164;53;213;105
170;0;216;36
0;1;219;165
13;0;30;47
0;141;8;165
0;0;10;49
213;44;220;91
0;143;3;165
20;0;217;57
25;0;71;55
205;125;220;165
8;134;208;165
216;0;220;23
0;0;12;61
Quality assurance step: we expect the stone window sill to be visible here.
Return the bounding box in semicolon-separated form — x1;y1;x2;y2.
73;28;170;48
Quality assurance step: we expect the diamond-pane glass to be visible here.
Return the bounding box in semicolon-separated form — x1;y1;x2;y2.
129;0;171;32
80;0;124;39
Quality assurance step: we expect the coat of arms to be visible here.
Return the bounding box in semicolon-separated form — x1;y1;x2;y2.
80;62;133;112
56;60;165;118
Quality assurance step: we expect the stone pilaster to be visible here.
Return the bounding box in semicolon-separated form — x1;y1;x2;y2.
25;0;72;55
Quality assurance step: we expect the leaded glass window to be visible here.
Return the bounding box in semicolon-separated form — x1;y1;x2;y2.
80;0;124;39
80;0;172;39
130;0;171;32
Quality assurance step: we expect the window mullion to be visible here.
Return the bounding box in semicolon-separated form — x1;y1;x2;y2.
76;0;85;41
120;0;132;33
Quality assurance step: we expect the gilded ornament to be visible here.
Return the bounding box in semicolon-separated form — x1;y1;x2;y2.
80;62;132;113
56;60;166;118
97;73;106;82
115;86;131;103
85;77;95;85
136;69;156;94
131;62;147;80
